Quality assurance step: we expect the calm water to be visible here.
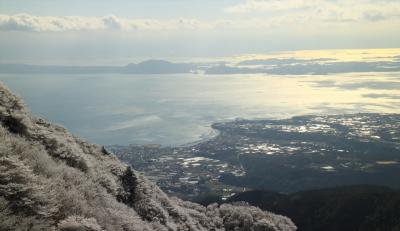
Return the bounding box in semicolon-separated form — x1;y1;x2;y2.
1;73;400;145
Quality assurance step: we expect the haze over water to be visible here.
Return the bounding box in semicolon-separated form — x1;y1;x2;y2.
1;71;399;146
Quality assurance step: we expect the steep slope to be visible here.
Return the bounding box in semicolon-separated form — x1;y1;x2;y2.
0;81;296;231
224;186;400;231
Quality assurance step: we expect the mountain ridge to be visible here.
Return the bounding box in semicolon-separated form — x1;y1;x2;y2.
222;185;400;231
1;59;400;75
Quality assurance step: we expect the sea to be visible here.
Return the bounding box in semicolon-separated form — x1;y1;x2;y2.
1;72;399;146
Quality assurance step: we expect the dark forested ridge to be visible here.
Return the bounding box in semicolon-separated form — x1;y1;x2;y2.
200;185;400;231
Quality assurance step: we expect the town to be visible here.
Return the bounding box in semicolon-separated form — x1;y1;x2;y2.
110;113;400;200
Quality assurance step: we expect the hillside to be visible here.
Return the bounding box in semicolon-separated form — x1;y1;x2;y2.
222;185;400;231
0;81;296;230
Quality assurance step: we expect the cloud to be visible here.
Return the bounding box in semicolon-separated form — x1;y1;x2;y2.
1;3;400;33
0;14;303;32
224;0;317;13
362;93;400;99
224;0;400;22
0;14;210;32
0;14;104;32
102;15;126;30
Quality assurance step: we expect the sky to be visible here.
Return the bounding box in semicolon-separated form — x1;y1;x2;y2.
1;0;400;64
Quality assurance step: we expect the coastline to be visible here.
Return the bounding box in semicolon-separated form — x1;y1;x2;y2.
176;127;221;148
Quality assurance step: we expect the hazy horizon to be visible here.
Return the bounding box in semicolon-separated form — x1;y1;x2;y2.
1;0;400;65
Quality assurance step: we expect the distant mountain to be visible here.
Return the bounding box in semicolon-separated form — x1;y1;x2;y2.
0;60;197;75
123;59;196;74
1;59;400;75
204;64;262;75
0;63;120;74
201;185;400;231
0;81;296;230
206;61;400;75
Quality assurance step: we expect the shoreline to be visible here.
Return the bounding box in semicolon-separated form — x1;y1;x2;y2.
109;112;399;149
175;128;221;148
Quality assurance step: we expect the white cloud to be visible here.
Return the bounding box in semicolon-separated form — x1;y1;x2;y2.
224;0;400;22
1;3;400;34
225;0;318;13
0;14;211;32
0;14;104;32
